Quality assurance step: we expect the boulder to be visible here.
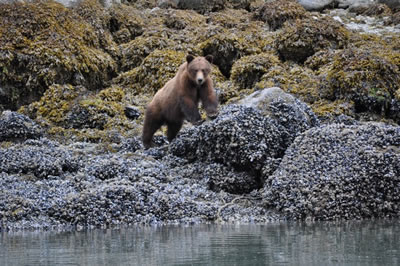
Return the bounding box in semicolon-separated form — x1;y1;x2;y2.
0;111;43;142
264;122;400;220
239;87;319;143
297;0;336;11
378;0;400;10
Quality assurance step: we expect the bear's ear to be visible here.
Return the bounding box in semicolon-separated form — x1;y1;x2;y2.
186;54;195;63
205;55;213;64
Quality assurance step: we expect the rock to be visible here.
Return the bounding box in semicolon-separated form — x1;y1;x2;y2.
159;0;226;13
239;87;320;143
0;111;43;142
338;0;378;9
124;106;141;120
199;33;244;78
230;53;282;90
253;0;307;30
0;139;79;179
326;48;400;117
297;0;337;11
169;105;287;176
378;0;400;10
263;122;400;220
0;1;117;110
277;16;349;63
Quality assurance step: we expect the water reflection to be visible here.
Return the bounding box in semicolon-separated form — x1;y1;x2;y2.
1;220;400;265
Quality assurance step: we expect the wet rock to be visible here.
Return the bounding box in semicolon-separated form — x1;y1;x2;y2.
298;0;337;11
263;122;400;220
338;0;377;9
253;0;307;30
124;106;141;119
277;16;349;63
0;111;43;142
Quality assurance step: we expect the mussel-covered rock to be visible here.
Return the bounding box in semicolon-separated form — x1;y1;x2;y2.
263;122;400;220
170;105;287;175
0;111;43;142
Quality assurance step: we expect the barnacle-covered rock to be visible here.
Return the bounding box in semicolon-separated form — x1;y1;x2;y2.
253;0;307;30
0;0;117;110
239;87;319;143
263;123;400;220
170;105;287;175
0;111;43;142
277;16;349;63
230;52;281;90
0;139;79;179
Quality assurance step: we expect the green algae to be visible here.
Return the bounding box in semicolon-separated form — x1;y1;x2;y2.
231;52;281;90
253;0;307;30
277;16;350;63
113;49;186;95
0;0;117;110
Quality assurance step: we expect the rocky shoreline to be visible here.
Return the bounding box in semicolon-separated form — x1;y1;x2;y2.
1;0;400;230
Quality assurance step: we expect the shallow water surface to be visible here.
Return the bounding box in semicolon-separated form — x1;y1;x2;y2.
1;221;400;265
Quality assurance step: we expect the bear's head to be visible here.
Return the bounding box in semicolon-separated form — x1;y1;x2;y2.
186;54;213;86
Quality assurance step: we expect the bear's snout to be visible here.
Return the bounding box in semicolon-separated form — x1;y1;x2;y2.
195;71;205;85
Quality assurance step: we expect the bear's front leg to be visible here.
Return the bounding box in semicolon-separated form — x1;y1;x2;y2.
200;82;219;119
179;96;202;124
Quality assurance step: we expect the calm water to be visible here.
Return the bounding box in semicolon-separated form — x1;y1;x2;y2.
1;221;400;266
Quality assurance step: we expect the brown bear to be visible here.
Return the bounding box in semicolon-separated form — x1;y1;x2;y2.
142;54;218;149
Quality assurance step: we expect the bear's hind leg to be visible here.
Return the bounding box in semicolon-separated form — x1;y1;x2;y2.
166;121;183;142
142;113;163;149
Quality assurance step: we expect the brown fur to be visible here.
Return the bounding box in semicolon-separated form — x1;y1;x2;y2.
142;54;218;149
